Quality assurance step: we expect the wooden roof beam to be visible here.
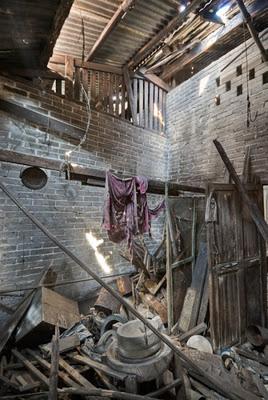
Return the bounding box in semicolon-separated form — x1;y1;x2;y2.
85;0;135;62
0;149;205;195
40;0;74;67
128;0;201;70
49;54;123;75
161;0;267;81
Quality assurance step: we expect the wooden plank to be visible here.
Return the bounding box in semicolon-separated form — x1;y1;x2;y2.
188;242;208;329
123;68;138;125
149;82;154;130
85;0;135;61
0;99;84;141
68;354;127;381
64;55;74;99
26;350;80;388
48;325;60;400
214;139;268;242
140;70;170;92
158;88;164;133
40;0;74;66
115;75;120;117
50;55;123;75
41;334;80;355
0;149;205;195
90;70;96;103
153;85;159;131
58;356;95;389
12;350;49;387
178;322;207;342
144;80;149;128
178;288;197;333
73;67;80;101
138;79;144;127
121;78;126;120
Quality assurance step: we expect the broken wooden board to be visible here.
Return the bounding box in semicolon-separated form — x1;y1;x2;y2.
41;334;80;355
178;288;197;333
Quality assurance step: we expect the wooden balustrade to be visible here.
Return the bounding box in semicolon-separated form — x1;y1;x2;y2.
50;56;166;133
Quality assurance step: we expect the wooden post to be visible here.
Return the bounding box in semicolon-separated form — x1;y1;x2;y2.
214;139;268;242
48;325;60;400
191;198;197;274
64;55;74;99
123;67;138;125
165;183;174;333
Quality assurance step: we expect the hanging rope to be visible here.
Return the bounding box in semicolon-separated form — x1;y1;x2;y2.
243;22;258;128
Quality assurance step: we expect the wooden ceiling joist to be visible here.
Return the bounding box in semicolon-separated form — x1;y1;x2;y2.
128;0;201;70
161;0;267;81
40;0;74;67
85;0;135;62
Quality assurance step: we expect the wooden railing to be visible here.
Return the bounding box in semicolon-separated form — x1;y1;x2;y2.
50;56;167;133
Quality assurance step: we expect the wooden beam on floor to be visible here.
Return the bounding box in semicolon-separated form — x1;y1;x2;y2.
85;0;135;62
0;99;84;141
128;0;201;69
161;0;267;81
0;149;205;194
40;0;74;67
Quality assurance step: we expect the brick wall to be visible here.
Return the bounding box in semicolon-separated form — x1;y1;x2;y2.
0;75;166;321
167;31;268;187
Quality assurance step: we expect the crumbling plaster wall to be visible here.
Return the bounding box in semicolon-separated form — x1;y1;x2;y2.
0;75;167;321
166;31;268;187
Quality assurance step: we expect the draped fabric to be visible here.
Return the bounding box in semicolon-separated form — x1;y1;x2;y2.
103;171;165;246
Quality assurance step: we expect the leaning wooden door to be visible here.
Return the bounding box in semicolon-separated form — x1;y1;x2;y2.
207;183;267;351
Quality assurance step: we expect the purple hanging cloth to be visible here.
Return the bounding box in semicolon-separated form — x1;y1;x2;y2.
103;171;165;246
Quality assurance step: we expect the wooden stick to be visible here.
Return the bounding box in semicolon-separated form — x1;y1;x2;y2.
48;325;60;400
191;198;197;273
12;350;49;387
213;139;268;242
165;183;174;333
59;387;158;399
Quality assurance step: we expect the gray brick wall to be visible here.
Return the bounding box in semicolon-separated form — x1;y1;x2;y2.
0;75;166;321
167;31;268;187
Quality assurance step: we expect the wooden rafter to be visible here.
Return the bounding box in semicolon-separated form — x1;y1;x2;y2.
128;0;201;69
85;0;135;62
40;0;74;67
161;0;267;81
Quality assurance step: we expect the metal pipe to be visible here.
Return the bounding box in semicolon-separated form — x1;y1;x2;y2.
235;0;268;62
0;180;242;400
0;272;132;296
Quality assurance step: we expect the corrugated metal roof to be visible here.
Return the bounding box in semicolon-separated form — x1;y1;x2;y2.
53;0;178;66
0;0;60;68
